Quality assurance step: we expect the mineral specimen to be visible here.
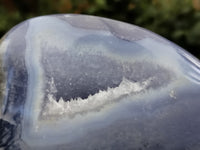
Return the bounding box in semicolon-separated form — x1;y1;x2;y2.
0;14;200;150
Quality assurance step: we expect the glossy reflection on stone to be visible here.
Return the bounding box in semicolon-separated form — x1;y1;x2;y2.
0;14;200;150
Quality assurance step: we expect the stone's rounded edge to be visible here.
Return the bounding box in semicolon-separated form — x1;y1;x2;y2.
177;48;200;84
0;13;188;51
1;19;30;41
0;20;29;149
0;14;190;50
0;20;29;122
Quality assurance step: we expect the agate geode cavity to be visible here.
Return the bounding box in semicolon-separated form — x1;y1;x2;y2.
0;14;200;150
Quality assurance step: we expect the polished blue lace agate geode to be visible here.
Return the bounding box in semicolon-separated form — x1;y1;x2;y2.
0;14;200;150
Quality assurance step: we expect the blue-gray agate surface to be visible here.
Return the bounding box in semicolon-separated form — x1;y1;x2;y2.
0;14;200;150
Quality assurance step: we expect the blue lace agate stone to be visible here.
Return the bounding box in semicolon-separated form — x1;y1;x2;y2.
0;14;200;150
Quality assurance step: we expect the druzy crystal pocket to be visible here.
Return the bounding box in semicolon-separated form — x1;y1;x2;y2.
0;14;200;150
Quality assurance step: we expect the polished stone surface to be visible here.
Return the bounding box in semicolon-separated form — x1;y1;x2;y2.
0;14;200;150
